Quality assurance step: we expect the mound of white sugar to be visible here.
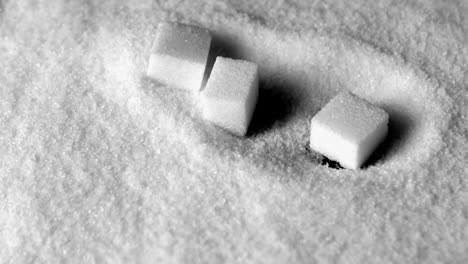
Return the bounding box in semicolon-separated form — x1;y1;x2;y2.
200;57;259;136
309;92;389;169
147;22;211;91
1;1;467;263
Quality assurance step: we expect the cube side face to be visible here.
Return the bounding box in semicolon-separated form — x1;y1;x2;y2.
355;116;389;167
310;119;360;169
201;97;246;136
147;54;205;91
242;72;259;133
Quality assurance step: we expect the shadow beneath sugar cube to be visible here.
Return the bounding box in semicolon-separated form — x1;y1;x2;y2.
203;32;301;136
363;107;414;168
202;33;245;89
305;143;343;170
246;79;300;136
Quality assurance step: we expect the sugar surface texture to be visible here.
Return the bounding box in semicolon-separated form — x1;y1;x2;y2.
0;1;467;263
310;92;389;169
147;22;211;91
201;57;259;136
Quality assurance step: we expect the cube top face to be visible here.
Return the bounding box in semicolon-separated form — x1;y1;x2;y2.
313;91;389;144
202;57;259;104
151;22;211;64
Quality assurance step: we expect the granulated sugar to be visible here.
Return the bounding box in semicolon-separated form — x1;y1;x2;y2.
0;0;466;263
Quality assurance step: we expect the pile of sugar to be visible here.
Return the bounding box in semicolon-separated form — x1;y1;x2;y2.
0;0;467;263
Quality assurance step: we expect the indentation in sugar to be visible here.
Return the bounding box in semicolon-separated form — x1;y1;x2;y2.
201;57;259;136
310;91;389;169
147;22;211;91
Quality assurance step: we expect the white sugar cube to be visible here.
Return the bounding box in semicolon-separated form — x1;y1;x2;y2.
201;57;259;136
147;22;211;91
310;92;389;169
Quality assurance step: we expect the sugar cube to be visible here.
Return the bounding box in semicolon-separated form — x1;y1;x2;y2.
200;57;259;136
309;91;389;169
147;22;211;91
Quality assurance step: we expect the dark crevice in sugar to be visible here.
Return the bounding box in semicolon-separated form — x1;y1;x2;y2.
247;78;300;136
363;107;414;168
305;143;344;170
319;156;344;170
